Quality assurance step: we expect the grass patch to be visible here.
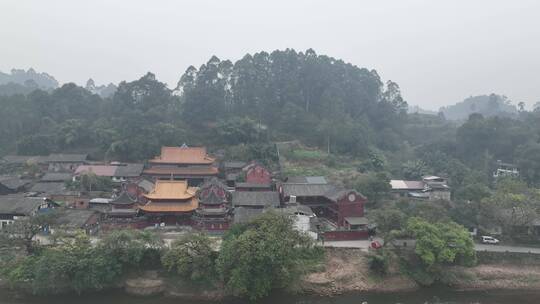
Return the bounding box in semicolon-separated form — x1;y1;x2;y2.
286;149;328;161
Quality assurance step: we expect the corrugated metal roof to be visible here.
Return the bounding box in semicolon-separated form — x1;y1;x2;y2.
390;180;425;190
344;217;368;225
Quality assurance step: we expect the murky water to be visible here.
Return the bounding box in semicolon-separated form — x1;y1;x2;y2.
1;288;538;304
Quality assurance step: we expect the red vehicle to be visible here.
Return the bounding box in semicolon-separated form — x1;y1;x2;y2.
371;240;382;249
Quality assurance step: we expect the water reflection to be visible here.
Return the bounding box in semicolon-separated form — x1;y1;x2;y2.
1;288;539;304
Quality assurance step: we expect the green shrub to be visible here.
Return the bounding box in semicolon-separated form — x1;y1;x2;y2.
368;252;389;275
161;233;217;285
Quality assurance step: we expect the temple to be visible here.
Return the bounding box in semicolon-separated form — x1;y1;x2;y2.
108;191;138;219
139;180;199;225
143;146;218;185
193;178;232;232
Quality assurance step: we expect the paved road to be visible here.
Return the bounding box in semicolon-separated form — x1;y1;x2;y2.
322;239;540;255
475;244;540;254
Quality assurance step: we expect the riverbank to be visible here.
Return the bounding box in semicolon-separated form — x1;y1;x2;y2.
5;247;540;300
299;248;540;296
299;248;418;295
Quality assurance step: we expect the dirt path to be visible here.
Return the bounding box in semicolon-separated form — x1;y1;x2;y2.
300;248;417;295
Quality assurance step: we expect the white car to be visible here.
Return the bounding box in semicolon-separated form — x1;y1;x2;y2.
481;236;500;245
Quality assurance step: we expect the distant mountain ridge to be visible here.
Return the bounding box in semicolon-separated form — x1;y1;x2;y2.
85;78;117;98
440;94;518;120
0;68;59;89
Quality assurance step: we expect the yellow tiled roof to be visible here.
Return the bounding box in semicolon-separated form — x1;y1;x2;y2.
139;197;198;213
149;146;215;165
143;180;198;200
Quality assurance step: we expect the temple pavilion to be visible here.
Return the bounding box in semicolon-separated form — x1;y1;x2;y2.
143;145;219;186
139;180;199;225
193;178;232;232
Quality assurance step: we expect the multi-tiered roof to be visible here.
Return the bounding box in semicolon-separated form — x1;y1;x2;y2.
139;180;199;213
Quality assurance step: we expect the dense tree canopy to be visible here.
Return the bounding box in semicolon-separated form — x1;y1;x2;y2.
217;212;322;300
2;49;540;190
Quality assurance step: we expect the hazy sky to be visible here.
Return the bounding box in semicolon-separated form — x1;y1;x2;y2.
1;0;539;110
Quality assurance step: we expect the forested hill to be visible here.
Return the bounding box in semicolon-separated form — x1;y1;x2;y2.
440;94;519;120
177;49;408;153
0;68;60;96
2;49;540;189
0;49;407;160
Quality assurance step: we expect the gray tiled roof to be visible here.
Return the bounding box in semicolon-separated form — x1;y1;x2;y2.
286;176;327;184
0;195;45;215
223;161;247;169
233;207;265;224
41;172;72;182
235;182;272;189
0;176;31;190
281;183;334;198
111;192;137;205
232;191;280;207
55;209;98;228
114;163;144;177
2;155;46;164
46;154;88;163
30;182;67;195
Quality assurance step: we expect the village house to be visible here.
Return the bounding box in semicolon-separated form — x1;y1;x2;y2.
232;191;280;209
0;176;31;195
232;191;280;224
118;178;155;204
235;162;273;191
220;161;246;188
1;155;42;164
45;154;88;172
277;204;319;239
279;176;368;240
390;175;451;201
74;163;144;183
52;208;101;235
193;178;233;231
29;172;76;200
143;146;218;186
139;180;199;226
493;160;519;179
0;195;57;228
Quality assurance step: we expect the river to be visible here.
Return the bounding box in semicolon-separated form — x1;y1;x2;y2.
1;289;539;304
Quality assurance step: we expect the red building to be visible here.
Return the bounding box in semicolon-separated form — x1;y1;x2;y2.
244;162;271;184
235;162;273;191
280;176;368;240
193;178;232;232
